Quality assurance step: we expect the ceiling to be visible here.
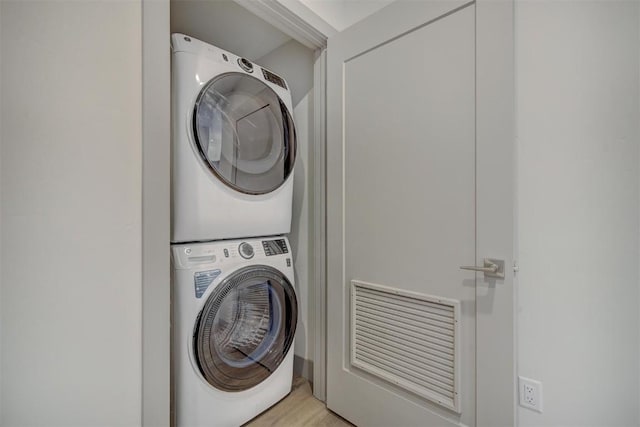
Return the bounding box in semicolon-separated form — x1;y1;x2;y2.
298;0;394;32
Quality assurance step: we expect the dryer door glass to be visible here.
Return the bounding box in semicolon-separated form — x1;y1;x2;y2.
194;265;297;392
193;73;296;195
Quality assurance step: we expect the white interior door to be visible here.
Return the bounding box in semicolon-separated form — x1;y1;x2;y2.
326;1;515;426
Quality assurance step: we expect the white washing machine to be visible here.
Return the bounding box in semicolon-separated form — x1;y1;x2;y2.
171;33;297;243
172;236;297;427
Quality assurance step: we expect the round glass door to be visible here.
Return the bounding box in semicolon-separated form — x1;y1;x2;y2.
194;265;297;392
192;73;296;195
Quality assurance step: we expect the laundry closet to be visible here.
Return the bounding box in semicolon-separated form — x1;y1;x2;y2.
169;1;318;424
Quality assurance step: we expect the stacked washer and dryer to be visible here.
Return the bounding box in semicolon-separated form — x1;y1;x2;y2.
170;33;299;427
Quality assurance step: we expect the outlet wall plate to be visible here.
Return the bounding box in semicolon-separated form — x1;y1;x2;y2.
518;376;543;413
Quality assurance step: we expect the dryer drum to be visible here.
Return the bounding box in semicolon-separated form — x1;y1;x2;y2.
192;72;297;195
194;265;297;392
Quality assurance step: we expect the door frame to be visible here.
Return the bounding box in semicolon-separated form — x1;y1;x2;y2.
474;1;516;423
140;0;514;424
141;1;171;426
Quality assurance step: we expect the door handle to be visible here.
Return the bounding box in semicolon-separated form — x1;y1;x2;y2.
460;258;505;279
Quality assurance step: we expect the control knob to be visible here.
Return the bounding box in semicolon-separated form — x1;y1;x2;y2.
237;58;254;73
239;242;254;259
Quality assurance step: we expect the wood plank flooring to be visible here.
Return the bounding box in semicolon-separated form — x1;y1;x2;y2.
244;377;353;427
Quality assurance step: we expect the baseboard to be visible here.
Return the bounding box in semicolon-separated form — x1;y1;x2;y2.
293;355;314;383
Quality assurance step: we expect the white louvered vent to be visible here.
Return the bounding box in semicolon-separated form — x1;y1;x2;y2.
351;280;460;412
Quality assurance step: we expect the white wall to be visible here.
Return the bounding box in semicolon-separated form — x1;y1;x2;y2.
0;2;3;420
516;1;640;425
1;2;142;426
257;40;316;376
171;0;291;61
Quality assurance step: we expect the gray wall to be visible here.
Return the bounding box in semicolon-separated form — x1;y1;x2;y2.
258;40;316;376
0;1;143;425
516;1;640;425
0;3;3;420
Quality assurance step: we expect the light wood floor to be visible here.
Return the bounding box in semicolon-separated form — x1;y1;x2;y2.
244;377;353;427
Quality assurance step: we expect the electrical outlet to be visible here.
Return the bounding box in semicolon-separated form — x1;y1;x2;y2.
519;376;543;413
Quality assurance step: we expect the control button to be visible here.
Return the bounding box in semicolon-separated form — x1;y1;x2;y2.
185;248;192;255
222;53;228;62
286;258;291;267
237;58;254;73
239;242;254;259
223;249;229;258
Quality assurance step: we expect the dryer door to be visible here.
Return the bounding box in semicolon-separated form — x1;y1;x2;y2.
194;265;297;392
192;73;296;195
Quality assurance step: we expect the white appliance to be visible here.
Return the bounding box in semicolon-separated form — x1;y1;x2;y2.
172;236;297;427
171;33;297;243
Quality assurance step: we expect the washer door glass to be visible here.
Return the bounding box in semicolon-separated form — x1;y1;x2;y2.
193;73;296;195
194;265;297;392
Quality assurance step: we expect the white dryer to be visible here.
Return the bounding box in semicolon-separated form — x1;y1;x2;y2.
171;33;297;243
172;236;297;427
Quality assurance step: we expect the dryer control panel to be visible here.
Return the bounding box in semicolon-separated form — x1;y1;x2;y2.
262;239;289;256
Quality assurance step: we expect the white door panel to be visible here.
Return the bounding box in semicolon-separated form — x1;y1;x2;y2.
326;1;516;426
329;4;475;426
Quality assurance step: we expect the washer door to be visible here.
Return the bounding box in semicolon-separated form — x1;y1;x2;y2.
194;265;297;392
192;72;296;195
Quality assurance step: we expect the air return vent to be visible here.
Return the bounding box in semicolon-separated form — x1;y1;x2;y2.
351;280;460;412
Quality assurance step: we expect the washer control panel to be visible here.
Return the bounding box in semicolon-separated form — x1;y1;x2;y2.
172;237;291;270
262;239;289;256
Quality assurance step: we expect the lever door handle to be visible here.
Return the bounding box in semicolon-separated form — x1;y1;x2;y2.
460;258;505;279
